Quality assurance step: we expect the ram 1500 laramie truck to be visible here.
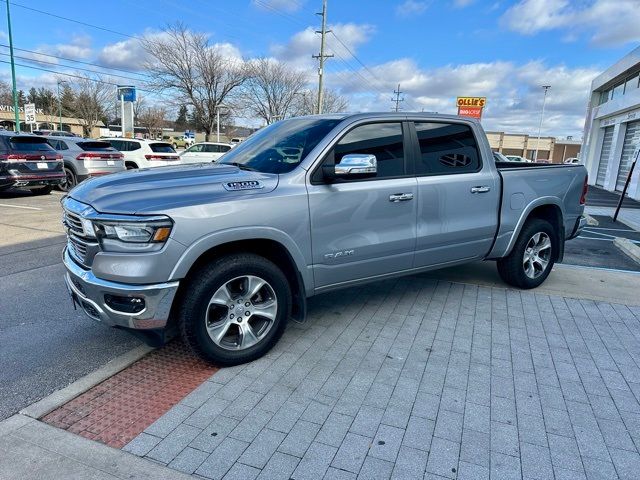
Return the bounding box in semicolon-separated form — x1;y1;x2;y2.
61;113;588;365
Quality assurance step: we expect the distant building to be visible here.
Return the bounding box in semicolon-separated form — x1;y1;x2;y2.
0;105;103;137
582;46;640;199
486;132;580;163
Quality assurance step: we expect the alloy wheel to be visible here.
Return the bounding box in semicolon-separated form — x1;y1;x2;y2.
523;232;552;279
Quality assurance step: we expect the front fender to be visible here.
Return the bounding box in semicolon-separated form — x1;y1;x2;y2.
169;226;314;295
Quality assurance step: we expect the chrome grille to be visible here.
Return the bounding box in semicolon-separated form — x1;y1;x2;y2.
63;211;84;236
68;234;88;263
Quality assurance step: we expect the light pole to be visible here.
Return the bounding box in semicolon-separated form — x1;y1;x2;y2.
5;0;20;132
533;85;551;162
57;80;67;132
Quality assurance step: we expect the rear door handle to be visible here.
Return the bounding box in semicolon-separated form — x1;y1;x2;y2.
389;193;414;202
470;186;491;193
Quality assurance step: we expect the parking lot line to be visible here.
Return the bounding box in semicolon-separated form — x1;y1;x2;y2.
0;203;42;211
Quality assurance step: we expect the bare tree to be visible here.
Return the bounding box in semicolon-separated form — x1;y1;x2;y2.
137;105;167;139
133;94;146;122
71;75;111;137
244;58;307;124
295;88;349;116
142;23;250;140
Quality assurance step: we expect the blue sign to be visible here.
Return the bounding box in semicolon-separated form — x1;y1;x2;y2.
117;86;136;102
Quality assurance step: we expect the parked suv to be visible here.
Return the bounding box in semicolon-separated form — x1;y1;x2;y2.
44;137;125;191
62;113;587;365
0;132;63;194
162;135;194;149
102;138;180;169
179;142;232;164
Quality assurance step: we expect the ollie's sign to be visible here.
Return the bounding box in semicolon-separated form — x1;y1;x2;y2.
456;97;486;119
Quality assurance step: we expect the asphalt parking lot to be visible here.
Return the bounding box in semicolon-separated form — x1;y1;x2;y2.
0;188;140;421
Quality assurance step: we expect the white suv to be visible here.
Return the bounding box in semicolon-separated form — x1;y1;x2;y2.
103;138;180;169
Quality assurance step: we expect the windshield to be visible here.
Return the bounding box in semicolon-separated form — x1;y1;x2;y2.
218;117;342;174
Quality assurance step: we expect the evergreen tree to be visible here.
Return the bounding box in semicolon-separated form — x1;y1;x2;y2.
175;105;188;130
27;87;38;104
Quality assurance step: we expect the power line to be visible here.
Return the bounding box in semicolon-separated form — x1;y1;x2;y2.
392;84;404;112
0;44;150;78
0;0;136;39
0;52;149;84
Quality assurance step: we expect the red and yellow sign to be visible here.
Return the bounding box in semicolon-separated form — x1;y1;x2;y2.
456;97;486;119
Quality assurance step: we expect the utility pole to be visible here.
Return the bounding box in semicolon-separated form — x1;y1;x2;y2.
533;85;551;162
392;84;404;112
5;0;20;132
312;0;332;115
57;80;67;132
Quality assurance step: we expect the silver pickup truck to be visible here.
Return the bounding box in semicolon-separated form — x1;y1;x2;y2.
61;113;588;365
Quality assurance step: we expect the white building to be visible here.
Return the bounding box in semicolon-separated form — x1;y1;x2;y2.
582;46;640;200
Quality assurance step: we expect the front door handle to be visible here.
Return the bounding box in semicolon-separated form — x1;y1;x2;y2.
470;186;491;193
389;193;414;202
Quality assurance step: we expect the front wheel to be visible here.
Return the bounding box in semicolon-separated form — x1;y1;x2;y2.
179;253;291;366
497;218;557;289
58;167;76;192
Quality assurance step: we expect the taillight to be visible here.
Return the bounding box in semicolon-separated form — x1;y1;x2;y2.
55;154;63;160
145;154;178;160
580;175;588;205
77;152;124;160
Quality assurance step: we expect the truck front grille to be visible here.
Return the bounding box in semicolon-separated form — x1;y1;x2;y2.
63;208;100;268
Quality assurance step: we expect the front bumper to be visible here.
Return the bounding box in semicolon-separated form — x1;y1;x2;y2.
568;215;587;240
62;248;179;330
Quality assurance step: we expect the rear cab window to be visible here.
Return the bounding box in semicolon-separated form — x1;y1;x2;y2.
413;122;481;175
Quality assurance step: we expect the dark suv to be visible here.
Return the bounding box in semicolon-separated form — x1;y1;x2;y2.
0;131;64;195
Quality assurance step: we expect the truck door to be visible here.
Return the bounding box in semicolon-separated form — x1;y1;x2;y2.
307;121;418;289
410;121;500;268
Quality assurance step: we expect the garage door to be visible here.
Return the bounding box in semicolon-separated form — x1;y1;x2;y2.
596;126;614;186
616;120;640;191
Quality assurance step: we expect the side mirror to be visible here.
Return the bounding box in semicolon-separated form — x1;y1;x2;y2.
323;153;377;180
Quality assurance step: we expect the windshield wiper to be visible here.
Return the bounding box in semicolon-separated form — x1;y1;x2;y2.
223;162;258;172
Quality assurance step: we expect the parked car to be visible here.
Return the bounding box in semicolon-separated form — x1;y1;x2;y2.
505;155;528;162
179;142;232;164
0;132;64;194
564;157;580;165
61;113;588;365
230;138;243;144
493;152;511;163
162;135;194;149
44;136;125;191
102;138;180;169
33;129;80;138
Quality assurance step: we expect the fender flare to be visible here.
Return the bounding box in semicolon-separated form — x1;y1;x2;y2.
169;226;313;295
502;197;564;257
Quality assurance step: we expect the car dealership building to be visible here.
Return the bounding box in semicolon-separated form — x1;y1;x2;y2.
582;46;640;200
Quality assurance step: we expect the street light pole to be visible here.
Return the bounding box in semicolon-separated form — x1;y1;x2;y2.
57;80;66;131
533;85;551;162
5;0;20;132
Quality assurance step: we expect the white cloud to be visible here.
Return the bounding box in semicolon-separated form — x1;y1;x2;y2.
37;35;93;60
252;0;304;13
97;37;148;71
453;0;475;7
501;0;640;46
396;0;429;17
271;23;375;69
326;58;598;137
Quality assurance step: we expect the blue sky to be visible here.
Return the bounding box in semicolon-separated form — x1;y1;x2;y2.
2;0;639;137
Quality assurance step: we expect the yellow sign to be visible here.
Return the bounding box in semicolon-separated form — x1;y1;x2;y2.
456;97;486;108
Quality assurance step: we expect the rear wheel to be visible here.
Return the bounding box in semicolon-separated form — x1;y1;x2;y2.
497;218;556;289
30;185;52;195
58;167;76;192
179;253;291;366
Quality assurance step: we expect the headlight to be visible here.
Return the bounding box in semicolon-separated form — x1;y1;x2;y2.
92;216;173;252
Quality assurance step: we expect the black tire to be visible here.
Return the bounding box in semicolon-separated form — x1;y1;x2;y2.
58;167;76;192
179;253;291;366
125;162;138;170
30;185;53;195
497;218;557;289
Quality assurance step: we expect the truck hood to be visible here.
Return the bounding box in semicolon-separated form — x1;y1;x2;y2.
68;163;279;214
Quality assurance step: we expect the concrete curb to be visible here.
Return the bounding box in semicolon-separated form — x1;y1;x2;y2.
617;215;640;233
614;237;640;265
19;344;154;420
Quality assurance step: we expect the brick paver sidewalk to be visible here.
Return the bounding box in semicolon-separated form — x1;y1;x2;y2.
124;276;640;480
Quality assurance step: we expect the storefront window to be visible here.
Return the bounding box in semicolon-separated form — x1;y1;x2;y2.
624;74;639;94
611;82;624;100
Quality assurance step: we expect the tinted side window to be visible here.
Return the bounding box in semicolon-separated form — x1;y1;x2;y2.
128;141;141;151
220;145;231;152
108;140;122;151
414;122;480;175
334;122;405;179
58;140;69;150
